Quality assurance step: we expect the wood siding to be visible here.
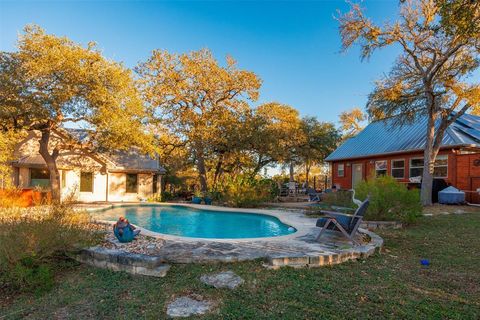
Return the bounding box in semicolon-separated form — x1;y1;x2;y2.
455;153;480;203
330;150;457;190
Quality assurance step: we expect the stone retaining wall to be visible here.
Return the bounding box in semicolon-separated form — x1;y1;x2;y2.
76;247;170;277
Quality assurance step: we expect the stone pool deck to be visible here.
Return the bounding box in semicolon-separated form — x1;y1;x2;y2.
79;203;383;269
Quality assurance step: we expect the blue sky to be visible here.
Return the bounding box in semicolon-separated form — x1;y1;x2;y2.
0;0;402;124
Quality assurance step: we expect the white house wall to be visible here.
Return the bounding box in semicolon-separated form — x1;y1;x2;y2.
107;173;153;202
60;170;106;202
12;131;162;202
16;167;158;202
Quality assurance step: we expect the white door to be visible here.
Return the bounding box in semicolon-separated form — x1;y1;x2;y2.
352;163;363;188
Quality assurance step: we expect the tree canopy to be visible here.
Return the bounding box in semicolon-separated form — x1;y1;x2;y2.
338;107;367;139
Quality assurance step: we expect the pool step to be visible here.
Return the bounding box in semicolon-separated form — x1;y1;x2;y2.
76;247;170;277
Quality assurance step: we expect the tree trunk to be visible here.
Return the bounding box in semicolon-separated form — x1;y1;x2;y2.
421;104;436;206
38;130;61;202
289;162;295;182
305;163;311;188
160;174;166;193
195;144;208;193
251;155;266;177
213;153;224;188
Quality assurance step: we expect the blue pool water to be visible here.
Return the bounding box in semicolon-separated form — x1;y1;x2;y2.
94;205;296;239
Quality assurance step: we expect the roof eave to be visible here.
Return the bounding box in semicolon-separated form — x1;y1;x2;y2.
325;143;480;162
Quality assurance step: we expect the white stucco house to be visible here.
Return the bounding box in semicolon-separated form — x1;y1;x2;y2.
10;129;165;202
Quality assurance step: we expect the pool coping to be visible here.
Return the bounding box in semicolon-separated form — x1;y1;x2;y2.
84;202;315;243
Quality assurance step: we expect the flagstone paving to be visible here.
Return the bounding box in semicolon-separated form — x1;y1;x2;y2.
200;271;244;289
166;296;213;318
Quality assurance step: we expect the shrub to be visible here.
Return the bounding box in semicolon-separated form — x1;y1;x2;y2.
221;175;278;208
322;190;355;208
0;188;52;208
355;175;422;224
161;191;173;202
0;188;29;208
0;202;100;292
8;258;55;294
148;191;173;202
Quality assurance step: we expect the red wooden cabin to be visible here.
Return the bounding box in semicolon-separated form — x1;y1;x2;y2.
326;114;480;203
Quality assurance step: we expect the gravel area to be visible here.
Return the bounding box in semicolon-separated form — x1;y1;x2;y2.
100;232;166;255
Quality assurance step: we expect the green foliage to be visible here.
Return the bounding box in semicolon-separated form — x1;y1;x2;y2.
8;258;54;294
220;175;278;208
0;202;100;292
355;175;422;224
160;191;173;202
297;116;341;166
438;0;480;38
322;190;355;208
147;192;173;203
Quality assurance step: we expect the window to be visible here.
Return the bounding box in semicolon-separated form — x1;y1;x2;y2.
30;168;50;187
409;155;448;178
433;155;448;178
375;160;387;176
337;164;344;177
152;174;158;193
126;173;138;193
410;158;424;177
391;159;405;179
80;172;93;192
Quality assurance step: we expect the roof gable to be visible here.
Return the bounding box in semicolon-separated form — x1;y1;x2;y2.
13;128;165;173
65;128;165;172
326;113;480;161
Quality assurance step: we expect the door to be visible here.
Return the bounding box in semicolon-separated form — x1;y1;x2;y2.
470;177;480;203
352;163;363;188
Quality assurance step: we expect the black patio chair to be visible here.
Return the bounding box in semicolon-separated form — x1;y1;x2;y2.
315;198;369;245
306;187;321;202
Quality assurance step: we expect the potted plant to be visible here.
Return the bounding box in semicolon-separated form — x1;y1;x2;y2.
192;190;203;204
203;192;213;205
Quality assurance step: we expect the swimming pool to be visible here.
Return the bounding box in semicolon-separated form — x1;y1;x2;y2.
93;205;296;239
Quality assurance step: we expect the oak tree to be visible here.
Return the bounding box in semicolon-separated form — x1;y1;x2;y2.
137;49;261;192
0;25;151;201
297;117;340;187
338;0;480;205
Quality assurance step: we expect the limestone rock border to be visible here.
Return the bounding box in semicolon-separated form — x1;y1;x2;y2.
75;247;170;277
266;228;383;269
361;220;403;230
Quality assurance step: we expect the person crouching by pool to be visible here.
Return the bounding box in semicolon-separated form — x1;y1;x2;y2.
113;217;140;243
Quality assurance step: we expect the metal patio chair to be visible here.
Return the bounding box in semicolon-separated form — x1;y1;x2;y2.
315;198;369;245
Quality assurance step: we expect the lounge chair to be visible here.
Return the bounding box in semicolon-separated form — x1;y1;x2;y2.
307;187;320;202
315;198;369;245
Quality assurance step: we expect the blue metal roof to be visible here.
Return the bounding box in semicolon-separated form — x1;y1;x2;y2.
326;113;480;161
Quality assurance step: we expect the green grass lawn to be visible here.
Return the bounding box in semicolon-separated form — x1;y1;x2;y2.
1;212;479;319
